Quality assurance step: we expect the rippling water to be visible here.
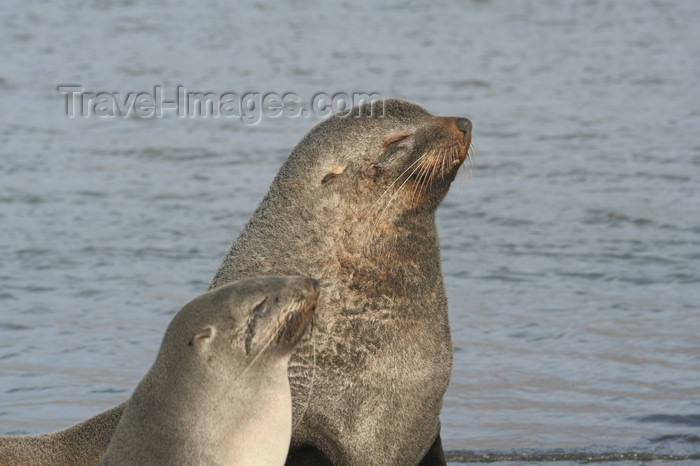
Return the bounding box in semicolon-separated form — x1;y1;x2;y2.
1;0;699;463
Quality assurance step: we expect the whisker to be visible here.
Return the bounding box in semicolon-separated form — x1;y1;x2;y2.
440;146;448;176
411;155;433;201
374;138;474;218
467;143;476;177
377;160;426;219
371;156;426;212
239;302;304;378
419;157;435;199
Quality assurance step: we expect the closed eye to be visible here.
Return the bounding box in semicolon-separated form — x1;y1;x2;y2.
382;134;411;148
245;296;269;358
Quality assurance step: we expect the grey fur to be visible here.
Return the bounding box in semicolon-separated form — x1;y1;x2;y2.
0;99;471;465
0;405;123;466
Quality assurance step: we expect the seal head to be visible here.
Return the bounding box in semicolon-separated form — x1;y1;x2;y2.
99;276;319;466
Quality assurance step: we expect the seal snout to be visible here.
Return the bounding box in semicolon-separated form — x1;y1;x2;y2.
275;277;319;350
455;117;472;137
432;116;473;169
438;116;472;141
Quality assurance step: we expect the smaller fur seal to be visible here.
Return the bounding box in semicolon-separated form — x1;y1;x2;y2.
96;276;318;465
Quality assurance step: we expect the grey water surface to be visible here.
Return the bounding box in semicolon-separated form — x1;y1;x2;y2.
1;0;699;463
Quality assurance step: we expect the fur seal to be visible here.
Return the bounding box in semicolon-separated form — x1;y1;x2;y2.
1;277;319;466
0;98;473;465
100;276;319;466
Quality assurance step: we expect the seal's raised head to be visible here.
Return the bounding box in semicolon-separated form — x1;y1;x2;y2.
220;98;474;288
276;98;473;216
165;275;319;372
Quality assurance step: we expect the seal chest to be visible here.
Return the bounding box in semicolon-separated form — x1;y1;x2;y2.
99;276;319;466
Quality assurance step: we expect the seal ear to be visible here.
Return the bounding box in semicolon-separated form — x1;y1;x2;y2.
189;327;215;346
321;164;346;185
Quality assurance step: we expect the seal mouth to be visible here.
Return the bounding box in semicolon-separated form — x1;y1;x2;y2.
399;117;473;207
439;116;472;167
411;117;473;186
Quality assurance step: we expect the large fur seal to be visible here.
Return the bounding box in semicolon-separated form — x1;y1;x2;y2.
100;276;319;465
0;98;473;465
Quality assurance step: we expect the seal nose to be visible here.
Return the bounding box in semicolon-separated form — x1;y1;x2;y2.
455;117;472;136
309;278;320;294
437;116;472;141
